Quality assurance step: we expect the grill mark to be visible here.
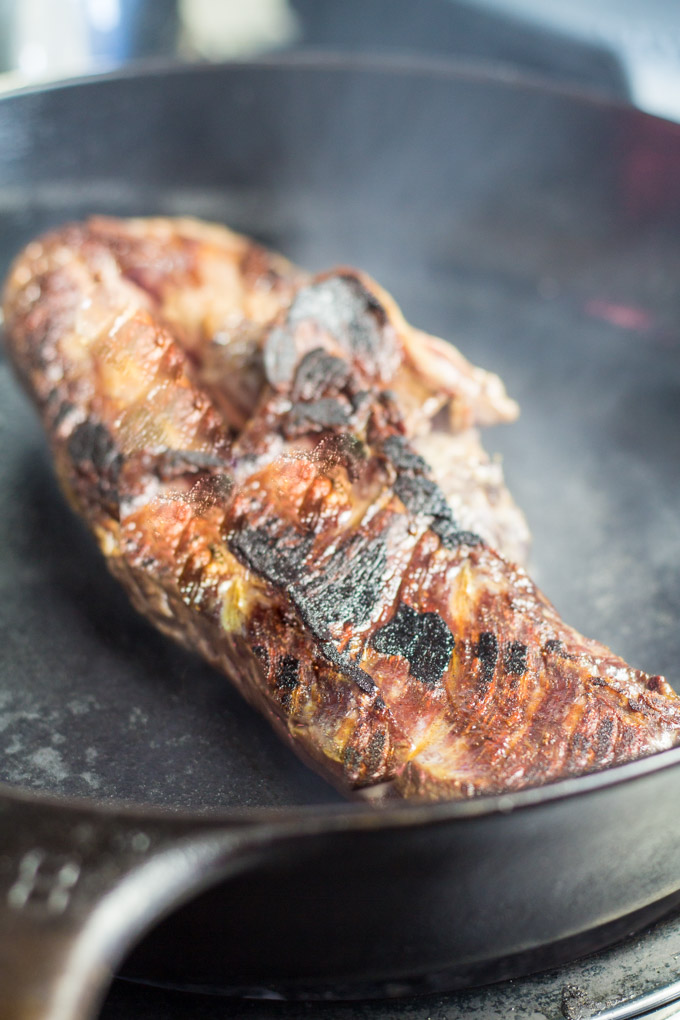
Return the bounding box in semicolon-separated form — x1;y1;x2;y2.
292;349;351;401
276;655;300;691
275;655;300;708
505;641;528;676
287;397;352;432
229;522;377;694
297;530;388;630
263;274;392;389
385;435;481;551
371;602;455;687
474;631;499;695
596;716;615;758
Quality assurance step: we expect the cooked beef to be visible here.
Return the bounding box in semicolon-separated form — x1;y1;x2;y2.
4;217;678;802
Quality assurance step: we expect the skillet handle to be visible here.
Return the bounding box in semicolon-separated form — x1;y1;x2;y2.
0;784;271;1020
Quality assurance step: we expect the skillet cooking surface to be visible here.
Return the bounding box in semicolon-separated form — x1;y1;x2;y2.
0;60;679;812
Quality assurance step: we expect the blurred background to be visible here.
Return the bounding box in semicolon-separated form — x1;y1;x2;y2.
1;0;680;121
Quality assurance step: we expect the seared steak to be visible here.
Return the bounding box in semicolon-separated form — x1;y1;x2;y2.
3;217;678;801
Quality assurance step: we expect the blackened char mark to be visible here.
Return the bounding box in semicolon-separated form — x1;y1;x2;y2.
287;397;351;433
230;523;315;588
275;655;301;707
385;435;481;551
372;602;455;687
596;717;615;757
318;640;377;695
68;421;122;478
474;632;499;694
229;522;377;694
382;434;428;475
298;530;388;631
68;420;122;514
505;641;528;675
263;274;392;388
276;655;300;691
292;349;351;401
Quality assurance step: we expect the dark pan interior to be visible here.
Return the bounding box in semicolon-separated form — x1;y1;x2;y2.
0;59;679;815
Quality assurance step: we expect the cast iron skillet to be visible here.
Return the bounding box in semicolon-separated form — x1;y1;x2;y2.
1;57;680;1020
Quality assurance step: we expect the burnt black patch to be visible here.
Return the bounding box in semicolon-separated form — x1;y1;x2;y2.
393;474;480;550
474;632;498;693
596;717;614;757
364;730;387;777
68;421;121;479
229;522;377;694
292;349;350;401
263;275;390;388
544;638;564;655
385;437;481;551
298;531;388;630
287;398;351;432
230;524;315;588
276;655;300;694
382;434;428;475
319;641;376;694
372;602;454;687
504;641;528;675
431;519;482;550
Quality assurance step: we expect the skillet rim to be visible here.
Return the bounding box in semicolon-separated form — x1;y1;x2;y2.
1;54;679;831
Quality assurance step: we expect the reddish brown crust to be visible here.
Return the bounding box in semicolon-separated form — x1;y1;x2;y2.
3;217;679;803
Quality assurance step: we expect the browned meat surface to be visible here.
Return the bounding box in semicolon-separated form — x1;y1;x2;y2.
4;217;679;802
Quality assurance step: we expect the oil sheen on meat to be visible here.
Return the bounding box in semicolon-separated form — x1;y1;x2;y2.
4;217;679;802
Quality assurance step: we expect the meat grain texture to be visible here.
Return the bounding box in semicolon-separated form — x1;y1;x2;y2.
4;217;679;802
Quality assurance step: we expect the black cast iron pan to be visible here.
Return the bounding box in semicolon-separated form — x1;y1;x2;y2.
1;56;680;1020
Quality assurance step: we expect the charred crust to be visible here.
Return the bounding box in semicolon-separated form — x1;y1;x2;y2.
68;421;121;478
263;274;393;389
382;434;428;475
474;631;498;694
372;602;455;687
319;641;376;694
275;655;301;707
286;397;352;433
292;349;351;401
276;655;300;691
297;531;388;630
229;523;315;588
504;641;528;676
67;421;122;514
228;522;378;693
385;436;482;551
596;717;614;757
